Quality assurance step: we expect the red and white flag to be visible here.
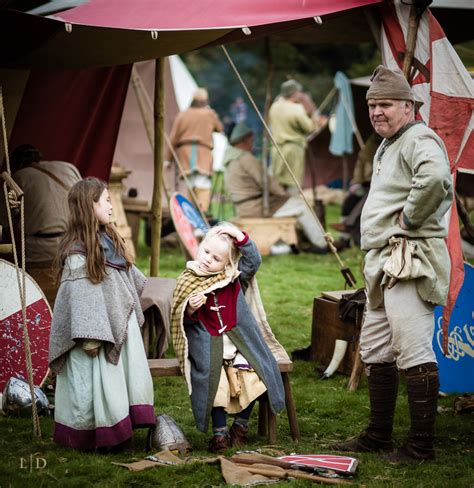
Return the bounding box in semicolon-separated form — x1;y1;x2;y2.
379;1;474;352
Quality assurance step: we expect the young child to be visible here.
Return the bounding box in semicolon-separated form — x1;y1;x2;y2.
48;177;155;451
171;223;285;452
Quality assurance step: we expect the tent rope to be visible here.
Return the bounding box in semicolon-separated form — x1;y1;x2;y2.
0;87;42;437
221;46;356;287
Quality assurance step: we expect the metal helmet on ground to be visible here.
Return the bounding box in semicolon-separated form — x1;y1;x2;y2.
2;377;49;416
146;414;192;454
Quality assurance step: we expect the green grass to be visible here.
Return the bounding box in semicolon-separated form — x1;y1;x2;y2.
1;204;473;487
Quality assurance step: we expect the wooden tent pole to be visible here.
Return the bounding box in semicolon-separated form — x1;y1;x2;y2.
150;58;165;277
403;3;425;80
261;37;273;217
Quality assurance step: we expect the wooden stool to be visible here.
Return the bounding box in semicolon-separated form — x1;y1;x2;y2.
230;217;298;256
149;358;300;443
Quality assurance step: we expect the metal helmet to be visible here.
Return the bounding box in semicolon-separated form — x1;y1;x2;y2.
2;377;49;416
146;414;192;454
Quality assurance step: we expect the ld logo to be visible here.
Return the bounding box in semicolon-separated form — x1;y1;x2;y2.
20;454;47;472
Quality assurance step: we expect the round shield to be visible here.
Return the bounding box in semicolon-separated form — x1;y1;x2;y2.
0;259;52;391
170;192;209;259
433;262;474;394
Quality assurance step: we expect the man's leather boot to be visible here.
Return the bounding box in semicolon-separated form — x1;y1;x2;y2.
389;362;439;462
332;362;399;453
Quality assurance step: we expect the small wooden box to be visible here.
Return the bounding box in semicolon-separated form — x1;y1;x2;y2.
310;295;362;375
230;217;298;256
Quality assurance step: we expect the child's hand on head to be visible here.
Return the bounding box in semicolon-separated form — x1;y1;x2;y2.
217;226;245;243
187;293;207;315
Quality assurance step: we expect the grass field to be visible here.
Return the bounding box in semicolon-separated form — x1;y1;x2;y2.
1;204;473;487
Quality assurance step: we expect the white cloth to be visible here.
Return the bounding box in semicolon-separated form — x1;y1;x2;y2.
359;280;436;370
187;173;212;189
273;196;327;248
55;310;154;431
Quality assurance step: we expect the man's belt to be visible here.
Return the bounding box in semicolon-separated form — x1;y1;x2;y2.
233;194;262;205
32;231;65;239
176;140;212;150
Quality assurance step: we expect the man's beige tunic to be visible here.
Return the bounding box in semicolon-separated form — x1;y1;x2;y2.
13;161;82;264
223;146;288;217
269;98;313;187
361;123;453;309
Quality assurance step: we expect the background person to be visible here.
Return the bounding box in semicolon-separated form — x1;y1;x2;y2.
269;80;324;194
223;122;328;253
165;88;224;213
332;66;453;462
0;144;81;306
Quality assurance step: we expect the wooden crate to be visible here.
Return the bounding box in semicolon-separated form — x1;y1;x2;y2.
310;295;362;375
231;217;298;256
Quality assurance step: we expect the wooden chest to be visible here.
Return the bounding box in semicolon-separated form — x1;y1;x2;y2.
310;295;362;376
230;217;298;256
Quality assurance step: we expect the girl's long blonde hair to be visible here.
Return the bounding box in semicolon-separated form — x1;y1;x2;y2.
56;177;132;284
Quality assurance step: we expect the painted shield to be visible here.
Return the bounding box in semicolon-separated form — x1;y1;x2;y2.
170;192;209;259
0;259;52;392
433;262;474;394
278;454;358;475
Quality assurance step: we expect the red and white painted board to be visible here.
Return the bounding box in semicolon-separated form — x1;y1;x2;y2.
0;259;52;391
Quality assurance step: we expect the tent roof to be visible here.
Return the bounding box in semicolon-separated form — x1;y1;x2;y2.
0;0;381;69
54;0;379;30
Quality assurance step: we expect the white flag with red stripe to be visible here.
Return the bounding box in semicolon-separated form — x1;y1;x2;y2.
379;0;474;351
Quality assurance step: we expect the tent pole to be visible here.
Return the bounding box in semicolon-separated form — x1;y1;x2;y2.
403;2;427;80
261;37;273;217
150;58;165;277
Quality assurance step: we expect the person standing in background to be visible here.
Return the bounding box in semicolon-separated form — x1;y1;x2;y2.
269;80;324;194
165;88;224;213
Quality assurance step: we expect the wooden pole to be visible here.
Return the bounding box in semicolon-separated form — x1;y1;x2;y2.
403;4;422;80
261;37;273;217
150;58;165;277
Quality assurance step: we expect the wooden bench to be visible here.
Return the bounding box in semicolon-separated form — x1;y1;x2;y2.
149;358;300;444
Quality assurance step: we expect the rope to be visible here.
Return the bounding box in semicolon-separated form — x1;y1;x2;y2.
220;46;356;287
0;87;42;436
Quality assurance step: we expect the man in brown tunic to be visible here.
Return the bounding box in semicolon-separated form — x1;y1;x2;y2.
165;88;224;212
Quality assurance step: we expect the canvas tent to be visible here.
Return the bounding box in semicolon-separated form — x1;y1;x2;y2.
1;0;387;183
2;0;472;183
114;56;228;206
